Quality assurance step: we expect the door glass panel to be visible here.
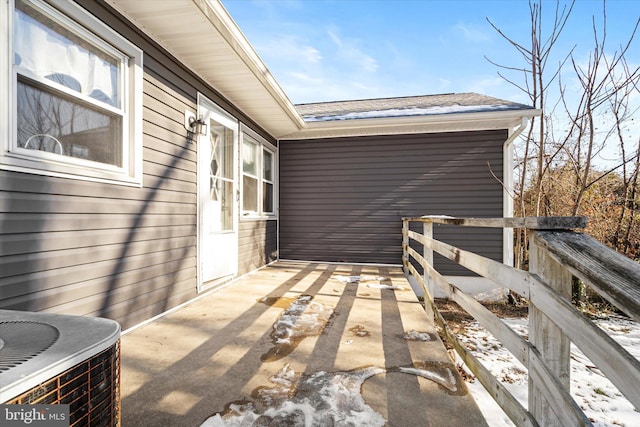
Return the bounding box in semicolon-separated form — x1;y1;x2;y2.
209;120;234;231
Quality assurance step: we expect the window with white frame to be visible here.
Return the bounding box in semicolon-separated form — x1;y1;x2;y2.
1;0;143;185
242;133;276;217
262;148;274;213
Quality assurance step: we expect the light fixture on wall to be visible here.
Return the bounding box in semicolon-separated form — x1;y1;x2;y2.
184;110;207;141
189;116;207;136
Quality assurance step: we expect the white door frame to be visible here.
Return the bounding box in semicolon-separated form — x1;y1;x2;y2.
196;93;239;292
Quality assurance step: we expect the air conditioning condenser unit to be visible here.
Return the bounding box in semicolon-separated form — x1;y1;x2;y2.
0;309;121;426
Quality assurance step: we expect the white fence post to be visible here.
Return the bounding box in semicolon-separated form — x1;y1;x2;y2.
528;231;572;426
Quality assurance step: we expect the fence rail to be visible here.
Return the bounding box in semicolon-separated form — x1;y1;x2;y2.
402;216;640;427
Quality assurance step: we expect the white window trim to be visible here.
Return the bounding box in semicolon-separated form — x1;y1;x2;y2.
240;124;277;220
1;0;143;187
262;148;275;213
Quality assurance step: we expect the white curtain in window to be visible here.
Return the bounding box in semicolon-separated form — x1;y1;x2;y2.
14;8;118;106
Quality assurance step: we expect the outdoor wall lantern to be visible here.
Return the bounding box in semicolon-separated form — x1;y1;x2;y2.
189;116;207;136
184;110;207;142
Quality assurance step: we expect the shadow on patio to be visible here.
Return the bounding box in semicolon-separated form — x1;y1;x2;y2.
120;261;487;426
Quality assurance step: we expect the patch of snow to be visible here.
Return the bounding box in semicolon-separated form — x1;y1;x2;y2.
366;283;404;290
201;364;386;426
446;276;506;302
472;287;508;302
303;104;517;122
404;330;435;342
202;362;464;426
201;405;259;427
262;294;334;362
398;366;458;393
334;275;384;284
334;275;362;284
367;283;404;290
455;316;640;427
333;275;404;290
270;296;333;345
420;214;456;219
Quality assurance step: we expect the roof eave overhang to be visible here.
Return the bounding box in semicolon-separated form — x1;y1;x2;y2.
106;0;305;138
191;0;306;131
280;108;542;140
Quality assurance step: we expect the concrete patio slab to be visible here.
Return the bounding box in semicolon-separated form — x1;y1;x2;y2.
120;261;488;426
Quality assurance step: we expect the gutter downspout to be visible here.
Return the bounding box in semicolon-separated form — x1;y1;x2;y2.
503;117;530;268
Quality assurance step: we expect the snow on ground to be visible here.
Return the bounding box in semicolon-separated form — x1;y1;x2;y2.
260;294;334;362
334;275;404;290
200;362;460;426
456;316;640;427
201;292;458;426
201;364;388;427
204;285;638;426
267;295;333;346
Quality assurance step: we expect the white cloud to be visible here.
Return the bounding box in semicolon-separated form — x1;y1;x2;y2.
287;71;322;85
301;46;322;63
268;26;388;103
327;29;379;73
254;35;321;65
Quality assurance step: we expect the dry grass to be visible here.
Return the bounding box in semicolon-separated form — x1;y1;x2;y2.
433;298;528;334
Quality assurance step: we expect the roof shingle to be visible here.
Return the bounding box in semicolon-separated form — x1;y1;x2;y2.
296;93;534;122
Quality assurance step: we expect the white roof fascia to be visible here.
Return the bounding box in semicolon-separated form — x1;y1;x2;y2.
106;0;305;138
280;109;542;140
193;0;305;129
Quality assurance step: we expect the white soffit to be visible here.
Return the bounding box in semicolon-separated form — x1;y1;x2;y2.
105;0;305;138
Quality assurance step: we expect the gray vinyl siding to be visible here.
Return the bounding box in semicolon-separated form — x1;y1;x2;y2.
0;1;276;330
238;220;278;276
0;74;198;331
279;130;507;275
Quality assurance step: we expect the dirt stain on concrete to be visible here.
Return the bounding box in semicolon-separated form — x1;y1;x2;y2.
349;324;371;337
257;295;298;309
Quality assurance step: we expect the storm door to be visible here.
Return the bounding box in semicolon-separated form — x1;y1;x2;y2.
197;95;238;289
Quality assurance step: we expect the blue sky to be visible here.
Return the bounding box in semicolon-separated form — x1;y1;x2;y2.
222;0;639;106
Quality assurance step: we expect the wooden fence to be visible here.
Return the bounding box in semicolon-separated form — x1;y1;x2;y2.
402;216;640;427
